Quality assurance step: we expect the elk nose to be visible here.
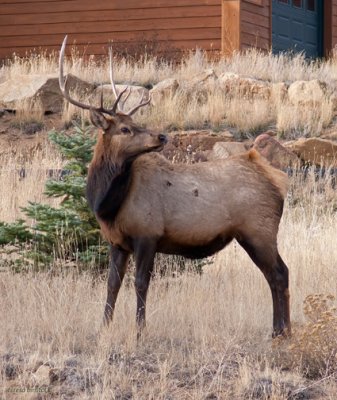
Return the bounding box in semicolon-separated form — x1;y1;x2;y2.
158;134;167;144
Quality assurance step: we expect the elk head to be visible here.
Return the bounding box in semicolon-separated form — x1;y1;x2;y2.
59;36;167;162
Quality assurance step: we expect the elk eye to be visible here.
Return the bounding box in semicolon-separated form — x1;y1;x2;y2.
121;127;131;134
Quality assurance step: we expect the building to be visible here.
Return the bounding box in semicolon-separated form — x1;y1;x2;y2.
223;0;337;57
0;0;336;60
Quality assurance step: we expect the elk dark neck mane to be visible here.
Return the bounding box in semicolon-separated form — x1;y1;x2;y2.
86;136;132;221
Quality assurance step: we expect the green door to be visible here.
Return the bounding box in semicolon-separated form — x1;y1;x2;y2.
272;0;323;57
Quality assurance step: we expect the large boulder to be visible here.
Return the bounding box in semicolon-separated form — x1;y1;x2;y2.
218;72;271;99
163;130;234;162
209;141;251;160
188;68;218;90
0;73;95;113
284;137;337;167
183;69;218;104
150;78;179;106
288;80;327;106
91;84;149;112
253;133;300;170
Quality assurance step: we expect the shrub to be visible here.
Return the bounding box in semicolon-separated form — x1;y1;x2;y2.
0;123;107;271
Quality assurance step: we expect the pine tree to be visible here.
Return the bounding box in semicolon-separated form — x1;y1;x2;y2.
0;123;108;270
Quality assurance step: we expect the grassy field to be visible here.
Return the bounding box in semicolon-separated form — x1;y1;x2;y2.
0;49;337;399
0;145;336;399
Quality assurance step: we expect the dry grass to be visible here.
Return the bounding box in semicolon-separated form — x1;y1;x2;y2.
2;48;337;136
1;47;337;398
276;97;335;138
0;149;63;223
0;147;336;398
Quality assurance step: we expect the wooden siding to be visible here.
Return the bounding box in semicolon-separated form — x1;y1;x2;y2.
333;0;337;49
0;0;222;60
241;0;271;51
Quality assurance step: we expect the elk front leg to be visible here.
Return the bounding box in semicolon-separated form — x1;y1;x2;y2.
103;245;130;326
134;239;156;338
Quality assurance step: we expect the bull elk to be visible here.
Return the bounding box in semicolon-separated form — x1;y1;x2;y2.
59;36;291;338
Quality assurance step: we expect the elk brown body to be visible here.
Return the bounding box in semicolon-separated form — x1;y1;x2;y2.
59;36;291;338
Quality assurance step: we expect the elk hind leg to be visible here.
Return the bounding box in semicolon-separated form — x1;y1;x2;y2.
237;238;290;337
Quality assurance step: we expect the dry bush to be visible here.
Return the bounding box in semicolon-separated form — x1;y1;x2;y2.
288;294;337;378
273;295;337;381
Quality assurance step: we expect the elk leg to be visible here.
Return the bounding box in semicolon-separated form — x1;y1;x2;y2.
237;239;290;337
275;253;291;336
103;245;130;326
133;239;156;338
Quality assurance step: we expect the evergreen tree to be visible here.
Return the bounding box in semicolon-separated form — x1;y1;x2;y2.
0;123;108;270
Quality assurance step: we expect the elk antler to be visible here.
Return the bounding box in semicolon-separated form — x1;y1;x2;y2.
108;45;151;116
59;35;127;116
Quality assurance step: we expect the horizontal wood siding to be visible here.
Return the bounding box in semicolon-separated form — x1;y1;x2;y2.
0;0;221;60
241;0;271;51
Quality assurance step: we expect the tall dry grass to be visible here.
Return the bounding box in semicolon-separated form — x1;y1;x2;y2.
0;148;63;223
0;146;336;398
2;48;337;137
1;48;337;398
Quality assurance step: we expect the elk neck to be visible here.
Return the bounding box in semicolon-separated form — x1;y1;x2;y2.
86;135;133;222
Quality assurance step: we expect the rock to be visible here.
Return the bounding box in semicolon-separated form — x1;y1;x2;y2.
48;367;99;397
288;79;327;106
183;69;218;104
253;133;300;169
163;130;234;162
3;363;19;380
321;130;337;141
150;78;179;106
209;141;251;160
188;68;218;90
218;72;271;99
91;84;149;112
0;73;95;113
284;137;337;167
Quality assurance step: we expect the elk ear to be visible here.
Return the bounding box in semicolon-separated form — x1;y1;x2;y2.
90;110;110;130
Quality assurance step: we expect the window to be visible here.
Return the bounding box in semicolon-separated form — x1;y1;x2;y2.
292;0;302;8
307;0;315;11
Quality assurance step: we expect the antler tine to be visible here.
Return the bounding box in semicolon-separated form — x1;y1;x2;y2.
120;87;132;110
59;36;92;111
108;46;121;110
111;86;129;114
126;91;151;116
